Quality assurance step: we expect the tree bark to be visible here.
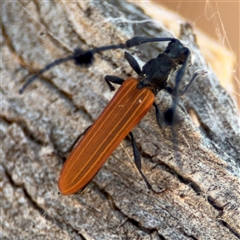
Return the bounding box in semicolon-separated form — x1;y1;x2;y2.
1;1;239;239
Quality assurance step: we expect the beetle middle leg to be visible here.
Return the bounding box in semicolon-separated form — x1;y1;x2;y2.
104;75;124;91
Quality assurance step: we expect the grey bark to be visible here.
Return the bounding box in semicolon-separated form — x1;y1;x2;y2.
1;1;239;239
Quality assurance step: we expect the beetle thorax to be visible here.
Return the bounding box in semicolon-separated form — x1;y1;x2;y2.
139;53;177;92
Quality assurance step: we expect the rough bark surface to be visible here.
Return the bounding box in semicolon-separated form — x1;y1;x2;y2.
1;1;240;239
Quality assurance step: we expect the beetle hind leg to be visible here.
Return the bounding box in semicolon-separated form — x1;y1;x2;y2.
129;132;153;191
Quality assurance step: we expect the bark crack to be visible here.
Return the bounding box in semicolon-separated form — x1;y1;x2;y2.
3;166;85;239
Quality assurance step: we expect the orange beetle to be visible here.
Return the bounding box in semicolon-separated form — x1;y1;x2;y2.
58;77;154;194
20;37;204;194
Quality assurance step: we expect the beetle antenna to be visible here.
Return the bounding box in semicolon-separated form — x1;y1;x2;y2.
19;55;75;94
19;37;182;94
19;44;127;94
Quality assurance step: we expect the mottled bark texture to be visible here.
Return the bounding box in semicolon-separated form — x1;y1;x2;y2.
1;1;239;239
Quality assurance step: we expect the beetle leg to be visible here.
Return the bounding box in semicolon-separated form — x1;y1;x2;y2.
124;52;142;75
104;75;124;91
129;132;152;190
179;70;208;96
153;102;165;128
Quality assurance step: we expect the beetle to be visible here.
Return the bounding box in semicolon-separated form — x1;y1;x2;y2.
20;36;205;194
